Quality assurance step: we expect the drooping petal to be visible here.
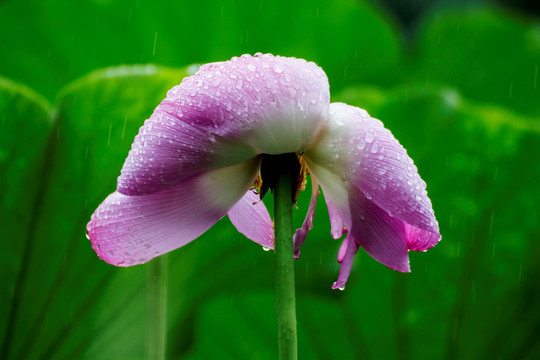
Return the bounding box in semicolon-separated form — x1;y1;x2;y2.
324;196;346;240
228;189;274;249
307;164;410;275
305;103;441;286
332;235;360;290
87;158;260;266
292;176;320;258
306;102;440;250
118;54;329;196
345;190;410;273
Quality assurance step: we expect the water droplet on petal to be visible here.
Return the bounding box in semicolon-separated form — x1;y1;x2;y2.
365;132;374;143
262;246;272;252
272;63;284;73
247;63;256;71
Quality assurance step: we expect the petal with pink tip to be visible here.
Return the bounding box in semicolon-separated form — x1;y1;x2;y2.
305;102;440;251
292;176;320;258
87;158;260;266
228;189;274;249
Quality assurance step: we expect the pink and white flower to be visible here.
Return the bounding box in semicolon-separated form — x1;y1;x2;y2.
87;54;440;289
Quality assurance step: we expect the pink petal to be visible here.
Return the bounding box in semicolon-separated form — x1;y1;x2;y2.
292;176;320;258
324;196;346;240
332;235;360;290
118;54;330;196
403;223;442;252
228;189;274;249
118;109;256;195
306;102;440;251
308;166;411;281
345;189;410;273
163;54;330;154
306;103;441;286
87;158;260;266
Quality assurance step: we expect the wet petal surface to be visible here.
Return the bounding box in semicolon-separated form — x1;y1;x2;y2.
163;54;330;154
118;109;256;195
306;102;440;248
87;158;260;266
118;54;329;196
305;103;441;286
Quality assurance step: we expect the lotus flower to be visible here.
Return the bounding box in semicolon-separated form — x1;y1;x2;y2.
87;54;440;289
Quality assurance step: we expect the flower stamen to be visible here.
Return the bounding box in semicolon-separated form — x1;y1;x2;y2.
258;153;307;205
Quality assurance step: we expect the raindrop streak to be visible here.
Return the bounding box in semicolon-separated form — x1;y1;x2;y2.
107;123;112;147
489;211;495;235
153;32;158;56
122;116;128;140
534;65;538;90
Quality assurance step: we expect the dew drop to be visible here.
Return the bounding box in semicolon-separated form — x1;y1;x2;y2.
262;246;272;252
272;63;284;73
357;139;366;150
365;132;374;143
247;63;256;72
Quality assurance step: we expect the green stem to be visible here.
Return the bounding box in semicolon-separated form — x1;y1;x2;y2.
147;255;167;360
274;163;298;360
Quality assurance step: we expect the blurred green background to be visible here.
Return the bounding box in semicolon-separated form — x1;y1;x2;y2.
1;0;539;359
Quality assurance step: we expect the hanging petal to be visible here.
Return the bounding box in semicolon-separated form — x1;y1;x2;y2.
324;196;346;240
308;164;410;276
292;176;320;258
228;189;274;249
87;158;260;266
332;235;360;290
305;102;440;251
